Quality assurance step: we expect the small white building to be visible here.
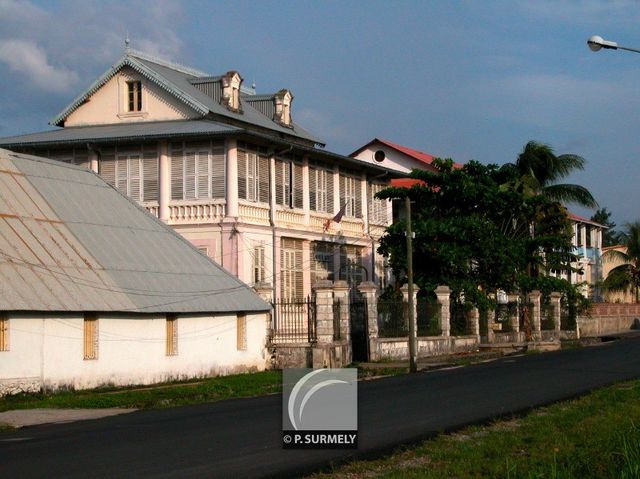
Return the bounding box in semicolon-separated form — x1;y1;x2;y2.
0;149;270;395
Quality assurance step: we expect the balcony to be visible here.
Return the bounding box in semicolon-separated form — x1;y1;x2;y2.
168;200;225;225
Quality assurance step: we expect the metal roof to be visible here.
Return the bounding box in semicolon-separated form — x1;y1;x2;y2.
0;148;269;314
49;50;324;146
0;120;240;148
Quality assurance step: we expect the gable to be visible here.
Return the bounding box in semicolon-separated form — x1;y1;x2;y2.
65;66;201;127
351;143;438;174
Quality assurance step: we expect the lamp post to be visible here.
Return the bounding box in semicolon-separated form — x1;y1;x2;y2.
587;35;640;54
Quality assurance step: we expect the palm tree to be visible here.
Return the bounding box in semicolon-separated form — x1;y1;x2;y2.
501;141;598;208
603;222;640;303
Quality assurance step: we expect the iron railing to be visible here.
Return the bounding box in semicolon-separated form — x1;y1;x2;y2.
271;297;316;343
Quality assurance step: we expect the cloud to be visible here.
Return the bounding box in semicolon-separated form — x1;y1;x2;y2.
0;39;78;92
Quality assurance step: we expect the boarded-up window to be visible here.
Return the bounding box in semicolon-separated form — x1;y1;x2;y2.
340;173;362;218
311;242;335;286
237;314;247;351
253;245;266;284
83;315;98;360
166;315;178;356
0;315;8;352
281;238;304;299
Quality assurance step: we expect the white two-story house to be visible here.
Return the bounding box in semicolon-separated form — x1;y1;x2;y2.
0;49;398;300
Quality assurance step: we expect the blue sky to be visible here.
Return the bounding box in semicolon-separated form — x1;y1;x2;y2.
0;0;638;226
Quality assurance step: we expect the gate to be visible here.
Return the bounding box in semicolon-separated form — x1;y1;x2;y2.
271;296;316;343
349;292;369;362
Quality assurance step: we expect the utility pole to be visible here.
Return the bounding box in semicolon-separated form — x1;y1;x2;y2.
405;196;417;373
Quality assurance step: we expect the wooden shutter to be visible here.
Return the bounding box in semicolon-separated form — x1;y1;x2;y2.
0;316;8;352
275;160;285;206
339;175;346;214
327;170;334;214
171;146;184;200
211;141;225;199
354;177;362;218
143;146;159;202
309;167;317;211
184;151;196;200
115;155;128;196
236;314;247;351
196;151;210;198
83;315;98;360
258;154;269;203
237;149;247;200
100;155;116;187
166;315;178;356
293;162;303;209
129;155;142;201
73;150;90;169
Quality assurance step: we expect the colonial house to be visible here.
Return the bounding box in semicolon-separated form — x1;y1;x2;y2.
0;149;271;395
0;49;398;300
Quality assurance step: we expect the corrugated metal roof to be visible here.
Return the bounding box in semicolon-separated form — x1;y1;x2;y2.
0;148;269;314
0;120;240;148
48;50;324;146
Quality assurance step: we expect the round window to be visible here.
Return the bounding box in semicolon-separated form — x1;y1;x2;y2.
374;150;386;162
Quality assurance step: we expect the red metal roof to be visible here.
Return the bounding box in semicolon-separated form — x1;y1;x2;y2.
390;178;426;188
351;138;463;169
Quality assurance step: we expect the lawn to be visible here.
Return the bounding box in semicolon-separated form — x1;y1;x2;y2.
311;380;640;478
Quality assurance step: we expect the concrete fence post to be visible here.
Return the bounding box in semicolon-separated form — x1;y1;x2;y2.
528;290;542;340
332;280;351;341
313;281;334;345
507;293;520;334
401;283;420;336
253;283;274;341
467;307;480;337
550;292;562;332
435;285;451;338
358;281;379;361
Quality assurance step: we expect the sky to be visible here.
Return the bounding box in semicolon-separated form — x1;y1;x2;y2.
0;0;638;226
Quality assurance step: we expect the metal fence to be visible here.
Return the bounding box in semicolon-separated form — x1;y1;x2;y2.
377;297;441;337
333;299;341;340
271;297;316;343
541;298;556;330
494;302;518;332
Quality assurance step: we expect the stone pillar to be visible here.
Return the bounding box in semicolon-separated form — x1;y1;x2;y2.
435;285;451;337
358;281;379;361
401;283;420;334
467;307;480;337
528;290;542;340
88;150;99;174
333;280;350;340
312;281;334;368
508;293;520;334
487;305;496;343
158;140;170;222
550;292;562;332
225;138;238;218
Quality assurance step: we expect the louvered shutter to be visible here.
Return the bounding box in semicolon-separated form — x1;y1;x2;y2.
211;141;225;199
258;153;269;203
327;170;334;213
73;150;90;169
129;155;142;201
184;151;196;200
237;149;247;200
339;175;346;214
115;155;128;196
196;151;209;198
247;152;257;201
275;159;286;206
355;177;362;218
143;148;159;202
309;167;317;211
171;147;183;200
100;155;116;187
295;245;303;298
293;162;303;209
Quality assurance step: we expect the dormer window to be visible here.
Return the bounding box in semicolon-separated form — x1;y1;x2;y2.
127;81;142;112
274;89;293;127
221;71;243;112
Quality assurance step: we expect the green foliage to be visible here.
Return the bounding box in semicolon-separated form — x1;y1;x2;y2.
591;207;622;247
603;221;640;302
377;157;580;309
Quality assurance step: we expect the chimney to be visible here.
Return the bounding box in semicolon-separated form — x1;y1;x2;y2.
221;71;243;112
274;89;293;127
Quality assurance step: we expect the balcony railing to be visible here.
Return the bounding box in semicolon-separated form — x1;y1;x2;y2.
169;200;225;224
238;202;270;225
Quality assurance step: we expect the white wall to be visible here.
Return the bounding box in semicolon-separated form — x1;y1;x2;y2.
353;145;435;174
0;312;268;395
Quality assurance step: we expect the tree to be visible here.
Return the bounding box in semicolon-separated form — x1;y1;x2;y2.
603;221;640;302
377;159;578;310
500;141;598;208
590;208;621;247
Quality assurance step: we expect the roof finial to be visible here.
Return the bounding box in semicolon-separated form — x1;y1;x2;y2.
125;31;130;52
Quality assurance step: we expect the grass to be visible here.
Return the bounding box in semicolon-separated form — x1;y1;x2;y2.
0;370;283;411
310;380;640;478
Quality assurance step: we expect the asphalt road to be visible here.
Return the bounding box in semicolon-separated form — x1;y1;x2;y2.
2;336;640;478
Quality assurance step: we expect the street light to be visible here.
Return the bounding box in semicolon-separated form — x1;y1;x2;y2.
587;35;640;54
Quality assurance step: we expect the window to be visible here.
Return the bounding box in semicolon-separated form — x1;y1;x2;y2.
127;81;142;112
237;314;247;351
166;315;178;356
340;245;364;287
369;183;388;225
275;159;303;208
253;245;266;284
99;145;159;202
83;315;98;360
170;141;225;200
281;238;303;299
0;315;8;352
237;144;269;203
309;166;333;213
311;242;335;286
197;246;209;257
340;174;362;218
